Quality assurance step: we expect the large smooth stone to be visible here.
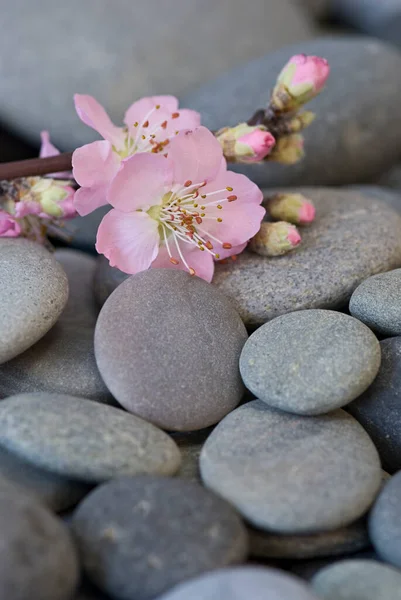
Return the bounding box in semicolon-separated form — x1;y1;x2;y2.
95;269;247;431
240;309;380;415
200;401;381;533
312;559;401;600
369;470;401;568
0;0;314;150
182;37;401;187
332;0;401;46
72;476;248;600
0;393;181;483
347;337;401;473
0;482;79;600
0;239;68;364
349;185;401;214
93;255;129;306
157;567;320;600
212;188;401;325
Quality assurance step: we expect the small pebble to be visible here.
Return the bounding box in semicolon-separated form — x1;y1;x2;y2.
369;470;401;568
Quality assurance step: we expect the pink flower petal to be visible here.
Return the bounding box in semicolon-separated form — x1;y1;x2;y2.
73;186;109;217
168;127;223;185
124;95;179;128
151;243;215;282
40;131;72;178
0;211;21;237
74;94;124;147
72;141;120;187
96;209;160;275
215;242;248;260
108;153;173;213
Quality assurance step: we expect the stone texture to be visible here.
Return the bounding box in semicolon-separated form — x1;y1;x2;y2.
347;337;401;474
95;269;247;431
378;165;401;189
350;269;401;336
200;401;381;534
212;188;401;325
240;309;380;415
0;393;181;483
66;206;110;254
312;559;401;600
349;185;401;214
182;37;401;188
72;476;248;600
0;0;315;150
93;255;129;306
0;481;79;600
295;0;329;18
369;470;401;568
0;239;68;364
331;0;401;47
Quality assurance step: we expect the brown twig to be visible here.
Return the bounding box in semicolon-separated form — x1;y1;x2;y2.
0;152;73;180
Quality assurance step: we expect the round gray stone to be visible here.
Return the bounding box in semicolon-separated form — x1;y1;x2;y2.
240;309;381;415
0;393;181;483
95;269;248;431
93;255;129;307
350;269;401;336
348;185;401;214
0;238;68;364
212;188;401;326
0;481;79;600
157;566;320;600
369;470;401;568
72;476;248;600
200;401;381;533
312;559;401;600
181;37;401;188
347;337;401;473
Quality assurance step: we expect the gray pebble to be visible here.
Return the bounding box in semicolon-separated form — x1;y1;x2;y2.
72;476;248;600
0;239;68;364
93;255;129;307
95;269;247;431
369;470;401;568
200;401;381;533
0;393;181;483
312;559;401;600
240;309;381;415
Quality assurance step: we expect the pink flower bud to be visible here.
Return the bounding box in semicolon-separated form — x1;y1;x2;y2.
249;221;301;257
0;210;21;237
267;193;315;225
216;123;275;163
272;54;330;111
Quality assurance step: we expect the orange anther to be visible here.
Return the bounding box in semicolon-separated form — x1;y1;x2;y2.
227;195;237;202
170;258;179;265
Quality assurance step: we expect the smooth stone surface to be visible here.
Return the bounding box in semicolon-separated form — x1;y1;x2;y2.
93;255;129;307
157;566;320;600
369;470;401;568
378;165;401;189
95;270;247;431
172;428;213;481
240;309;380;415
200;401;381;534
312;559;401;600
0;393;181;483
332;0;401;46
350;269;401;336
213;188;401;325
347;337;401;473
0;482;79;600
66;206;110;254
72;476;248;600
0;0;314;150
348;185;401;214
182;37;401;188
0;239;68;364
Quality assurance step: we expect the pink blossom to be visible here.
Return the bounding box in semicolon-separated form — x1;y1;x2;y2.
237;129;276;162
40;131;72;178
274;54;330;108
0;210;21;237
216;123;275;163
96;127;265;282
72;94;201;216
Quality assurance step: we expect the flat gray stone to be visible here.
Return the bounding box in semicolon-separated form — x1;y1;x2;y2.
93;255;129;307
0;239;68;364
347;337;401;473
181;37;401;187
200;401;381;534
157;566;320;600
95;269;247;431
0;481;79;600
312;559;401;600
0;393;181;483
369;470;401;568
212;188;401;325
350;269;401;336
240;309;381;415
72;476;248;600
348;185;401;214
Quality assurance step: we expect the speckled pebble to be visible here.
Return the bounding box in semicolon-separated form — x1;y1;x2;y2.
0;393;181;483
240;309;381;415
200;401;381;533
72;476;248;600
369;470;401;568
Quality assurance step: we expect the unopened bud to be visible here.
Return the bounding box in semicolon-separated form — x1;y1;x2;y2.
249;221;301;257
286;111;315;133
30;178;76;219
216;123;275;163
267;134;305;165
266;193;315;225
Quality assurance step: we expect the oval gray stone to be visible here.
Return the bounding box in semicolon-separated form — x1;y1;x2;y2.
311;559;401;600
95;269;247;431
200;401;381;533
0;482;79;600
157;567;320;600
350;269;401;336
369;470;401;568
93;255;129;307
0;393;181;483
212;188;401;325
0;239;68;364
72;476;248;600
181;37;401;187
240;310;381;415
